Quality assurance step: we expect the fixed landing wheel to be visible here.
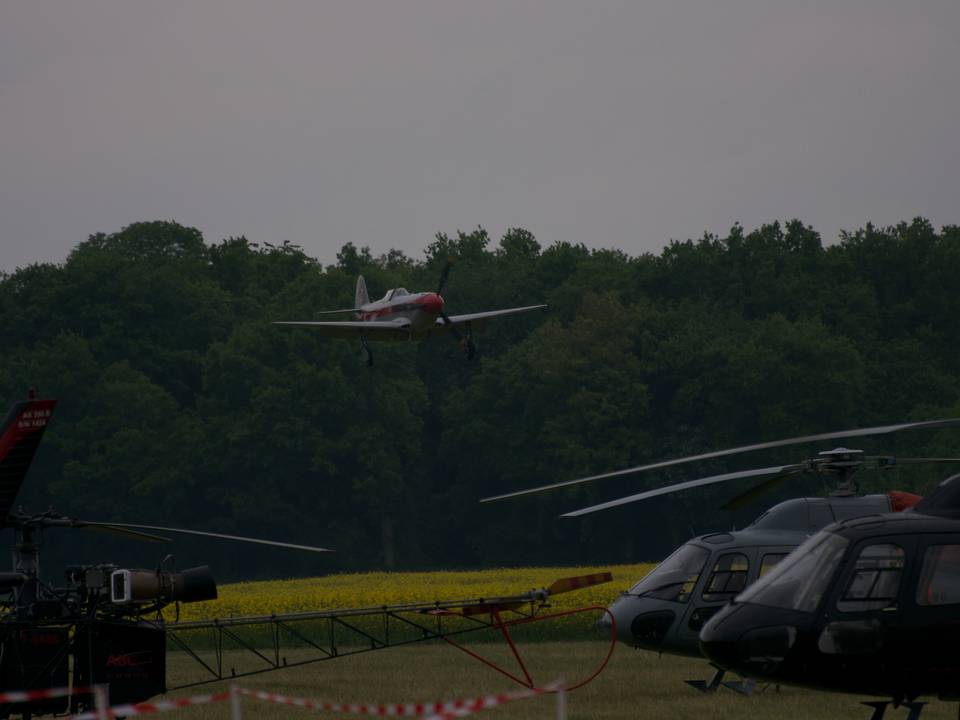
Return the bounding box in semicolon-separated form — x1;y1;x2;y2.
361;340;373;367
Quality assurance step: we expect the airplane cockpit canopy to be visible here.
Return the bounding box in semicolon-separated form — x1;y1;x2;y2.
385;288;409;301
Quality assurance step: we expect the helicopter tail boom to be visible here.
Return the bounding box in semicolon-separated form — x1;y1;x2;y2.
0;395;57;522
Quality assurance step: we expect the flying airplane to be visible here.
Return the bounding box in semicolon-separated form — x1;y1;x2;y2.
274;264;546;366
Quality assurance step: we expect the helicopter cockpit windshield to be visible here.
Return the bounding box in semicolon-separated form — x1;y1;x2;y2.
737;530;849;612
628;542;709;603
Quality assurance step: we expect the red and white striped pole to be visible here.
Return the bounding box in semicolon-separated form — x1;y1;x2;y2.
93;685;109;720
229;684;243;720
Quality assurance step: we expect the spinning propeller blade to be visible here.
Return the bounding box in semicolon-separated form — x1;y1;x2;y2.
434;257;463;340
481;417;960;503
436;257;454;295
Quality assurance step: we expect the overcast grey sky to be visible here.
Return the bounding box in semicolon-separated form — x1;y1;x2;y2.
1;1;958;272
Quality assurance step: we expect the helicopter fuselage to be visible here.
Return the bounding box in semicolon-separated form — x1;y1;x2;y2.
700;511;960;700
607;493;902;658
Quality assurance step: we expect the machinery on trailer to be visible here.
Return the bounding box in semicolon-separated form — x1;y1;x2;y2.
0;395;613;718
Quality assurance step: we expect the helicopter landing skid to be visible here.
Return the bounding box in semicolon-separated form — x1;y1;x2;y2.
684;663;727;693
685;664;726;693
861;700;927;720
685;665;756;695
722;677;756;695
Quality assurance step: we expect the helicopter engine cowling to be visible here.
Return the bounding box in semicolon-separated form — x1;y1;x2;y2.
110;566;217;605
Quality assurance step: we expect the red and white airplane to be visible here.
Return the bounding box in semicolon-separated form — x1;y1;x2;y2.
274;267;546;365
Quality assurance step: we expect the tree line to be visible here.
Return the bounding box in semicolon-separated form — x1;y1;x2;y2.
2;218;959;580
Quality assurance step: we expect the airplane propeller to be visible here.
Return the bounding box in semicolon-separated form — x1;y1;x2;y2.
434;257;473;354
436;257;454;296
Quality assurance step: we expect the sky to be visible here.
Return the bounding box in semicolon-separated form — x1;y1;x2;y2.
1;1;958;272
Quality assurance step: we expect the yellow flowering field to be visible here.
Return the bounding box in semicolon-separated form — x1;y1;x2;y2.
167;563;655;630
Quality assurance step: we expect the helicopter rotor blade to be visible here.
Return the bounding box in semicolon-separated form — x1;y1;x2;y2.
76;522;334;553
560;464;805;518
718;457;960;512
481;417;960;503
720;472;804;511
876;457;960;466
79;524;172;543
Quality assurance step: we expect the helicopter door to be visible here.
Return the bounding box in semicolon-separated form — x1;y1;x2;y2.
906;537;960;686
681;550;754;641
817;538;915;672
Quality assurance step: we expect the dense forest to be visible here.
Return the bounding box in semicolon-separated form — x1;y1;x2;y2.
2;218;960;581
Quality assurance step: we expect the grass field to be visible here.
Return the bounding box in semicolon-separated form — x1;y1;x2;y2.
162;642;960;719
152;566;959;718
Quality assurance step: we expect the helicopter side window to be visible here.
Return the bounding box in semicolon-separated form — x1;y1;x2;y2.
702;553;749;602
760;553;788;577
916;545;960;606
737;531;849;613
838;543;904;612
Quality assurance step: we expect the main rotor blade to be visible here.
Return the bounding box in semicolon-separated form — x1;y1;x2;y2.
77;523;171;543
881;457;960;465
721;471;803;511
482;418;960;503
560;465;804;518
79;522;334;553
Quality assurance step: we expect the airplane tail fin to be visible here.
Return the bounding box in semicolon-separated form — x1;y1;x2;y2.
0;394;57;520
355;275;370;309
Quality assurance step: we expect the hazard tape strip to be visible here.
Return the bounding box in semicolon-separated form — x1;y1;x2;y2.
0;685;93;703
69;691;231;719
64;682;557;719
238;682;556;719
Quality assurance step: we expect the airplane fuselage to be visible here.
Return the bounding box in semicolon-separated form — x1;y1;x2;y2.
356;289;444;335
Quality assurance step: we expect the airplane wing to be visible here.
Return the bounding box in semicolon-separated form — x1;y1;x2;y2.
273;319;410;340
435;304;547;327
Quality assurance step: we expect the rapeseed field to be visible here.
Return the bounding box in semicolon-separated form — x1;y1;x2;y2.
168;563;654;630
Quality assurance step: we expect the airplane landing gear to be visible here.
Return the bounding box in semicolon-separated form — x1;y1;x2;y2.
360;337;373;367
462;322;476;360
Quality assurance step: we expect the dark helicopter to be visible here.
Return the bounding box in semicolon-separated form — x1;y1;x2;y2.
0;394;333;717
481;419;960;692
700;473;960;719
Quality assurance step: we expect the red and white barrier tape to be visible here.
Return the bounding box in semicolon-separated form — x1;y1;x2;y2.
61;682;556;720
69;691;230;719
0;685;93;703
237;682;557;719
